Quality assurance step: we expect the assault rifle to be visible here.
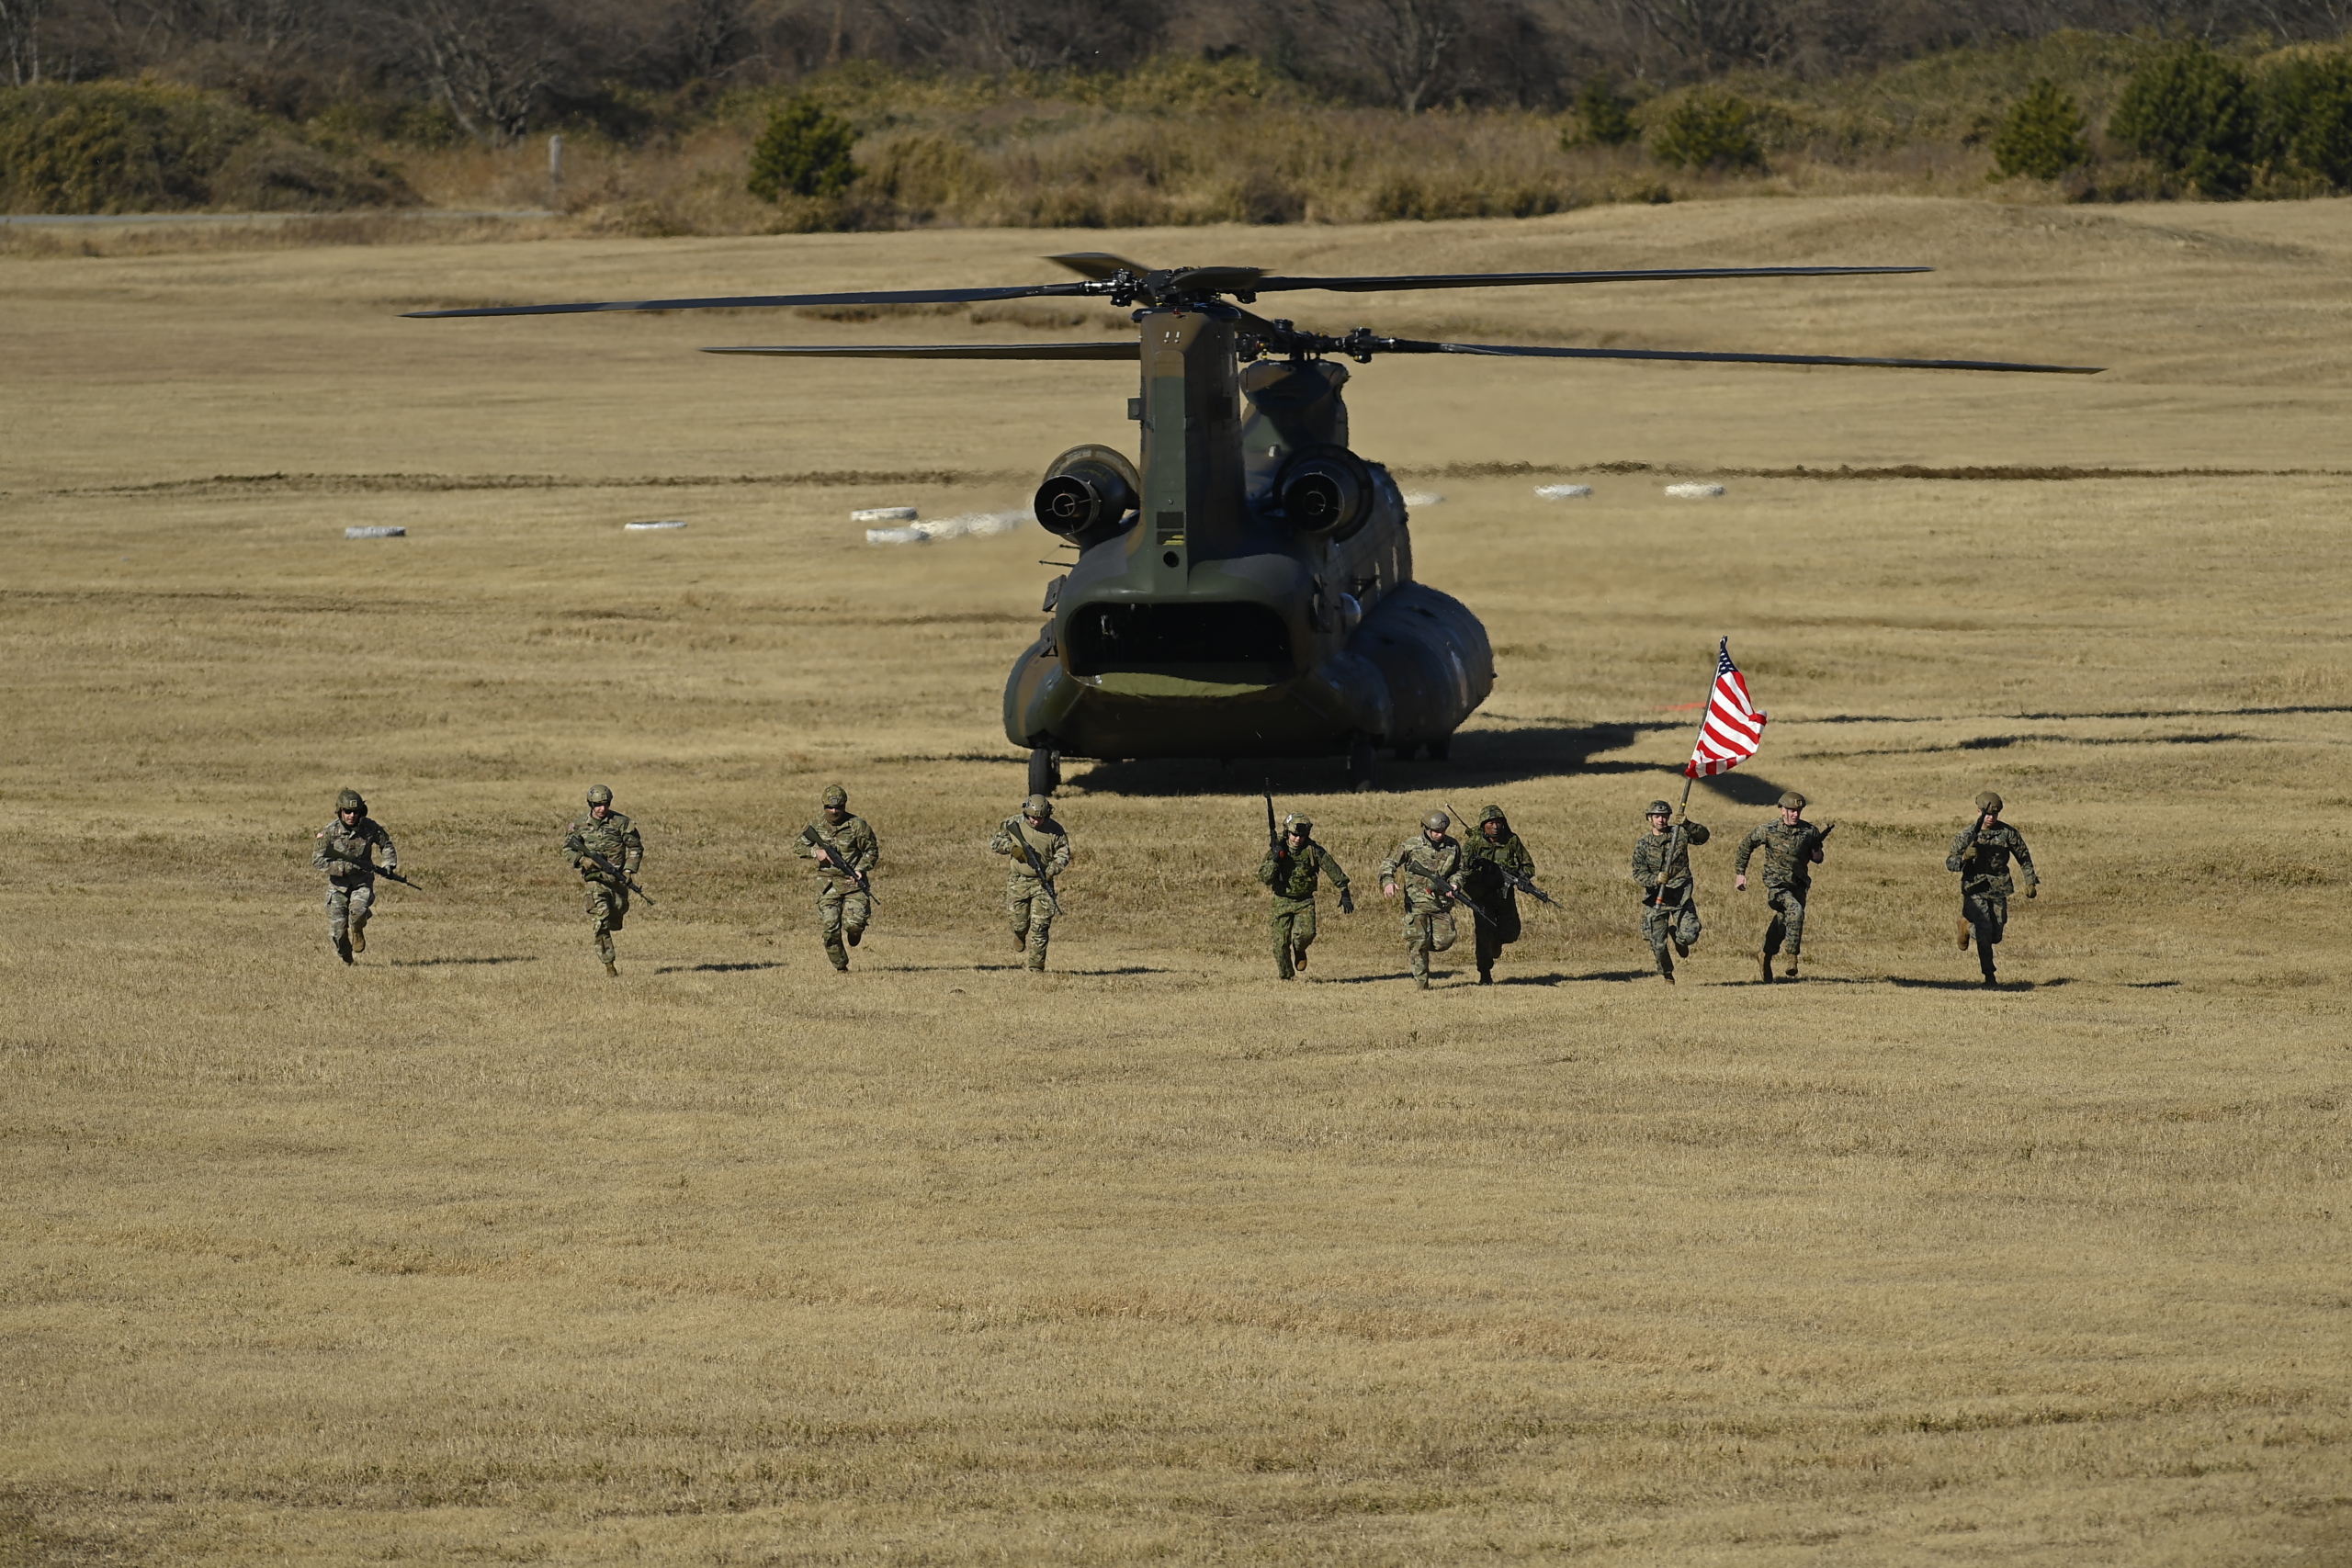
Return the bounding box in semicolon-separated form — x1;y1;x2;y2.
579;850;654;904
1427;871;1502;930
1448;801;1558;908
808;831;876;904
1005;817;1062;915
321;842;424;891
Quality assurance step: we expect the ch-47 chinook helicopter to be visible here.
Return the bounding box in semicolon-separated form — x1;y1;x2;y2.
410;255;2098;794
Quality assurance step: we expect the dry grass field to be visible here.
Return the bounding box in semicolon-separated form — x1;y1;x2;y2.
4;197;2349;1564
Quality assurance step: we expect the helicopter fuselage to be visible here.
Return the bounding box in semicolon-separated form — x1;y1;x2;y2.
1004;304;1494;767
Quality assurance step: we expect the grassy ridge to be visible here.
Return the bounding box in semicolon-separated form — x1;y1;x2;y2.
5;36;2349;231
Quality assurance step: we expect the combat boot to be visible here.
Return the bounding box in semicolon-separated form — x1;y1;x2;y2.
1757;950;1773;985
1292;947;1307;974
846;926;864;947
334;932;354;965
1982;969;1997;988
1783;954;1801;979
348;920;367;955
1415;976;1430;990
604;958;619;977
1958;919;1972;952
1673;937;1691;959
1477;965;1492;986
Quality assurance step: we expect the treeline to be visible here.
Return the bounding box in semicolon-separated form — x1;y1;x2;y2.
4;0;2351;131
4;2;2351;220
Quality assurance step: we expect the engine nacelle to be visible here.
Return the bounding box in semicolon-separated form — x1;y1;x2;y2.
1034;445;1140;547
1275;445;1374;540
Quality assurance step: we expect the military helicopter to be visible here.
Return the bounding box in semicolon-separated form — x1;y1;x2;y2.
410;256;2098;794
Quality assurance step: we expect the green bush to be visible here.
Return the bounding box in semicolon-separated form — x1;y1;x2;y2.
2109;42;2256;196
2259;51;2352;189
1990;77;2089;180
1571;77;1638;148
1648;90;1764;171
0;82;254;211
747;95;856;203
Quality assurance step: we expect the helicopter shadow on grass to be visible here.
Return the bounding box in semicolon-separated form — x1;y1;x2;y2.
389;955;537;967
1076;721;1723;796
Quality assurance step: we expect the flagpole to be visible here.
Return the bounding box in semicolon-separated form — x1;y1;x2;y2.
1655;637;1721;910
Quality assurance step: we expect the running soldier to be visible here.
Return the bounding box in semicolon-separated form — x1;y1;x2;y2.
1949;790;2038;988
798;784;880;973
1258;813;1352;979
312;787;397;964
563;784;643;976
1632;799;1711;984
1459;803;1535;986
1380;810;1464;991
1734;790;1829;982
990;795;1071;972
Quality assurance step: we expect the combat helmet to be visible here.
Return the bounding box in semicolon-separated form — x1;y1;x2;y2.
822;784;849;808
1645;799;1675;818
1975;790;2004;814
1421;810;1451;832
1022;794;1052;818
586;784;614;806
1478;803;1508;826
336;788;366;814
1284;813;1313;835
1778;791;1806;810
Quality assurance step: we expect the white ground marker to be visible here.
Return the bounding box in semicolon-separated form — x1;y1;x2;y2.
345;525;406;538
625;520;688;531
1534;483;1594;499
1664;482;1726;498
852;506;919;524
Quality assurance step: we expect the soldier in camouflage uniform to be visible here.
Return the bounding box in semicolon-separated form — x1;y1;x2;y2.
1632;799;1711;984
1258;813;1352;979
563;784;643;976
1734;790;1828;982
798;784;880;974
990;794;1071;972
1380;810;1464;990
312;787;397;964
1459;804;1535;986
1949;790;2038;988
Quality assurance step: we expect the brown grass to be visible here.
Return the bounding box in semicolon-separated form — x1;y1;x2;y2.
3;196;2349;1564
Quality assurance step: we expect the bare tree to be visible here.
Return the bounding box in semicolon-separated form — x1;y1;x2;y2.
1612;0;1799;73
888;0;1166;73
1351;0;1470;110
375;0;560;142
2;0;46;82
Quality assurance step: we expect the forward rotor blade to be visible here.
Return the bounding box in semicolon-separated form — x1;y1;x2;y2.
1046;252;1154;280
404;282;1096;319
1246;265;1933;296
703;342;1141;360
1383;339;2103;374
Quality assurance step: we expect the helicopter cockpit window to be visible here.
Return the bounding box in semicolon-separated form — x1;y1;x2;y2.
1065;602;1293;678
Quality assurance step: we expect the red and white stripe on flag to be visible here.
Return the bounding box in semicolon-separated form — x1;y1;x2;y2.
1686;639;1767;777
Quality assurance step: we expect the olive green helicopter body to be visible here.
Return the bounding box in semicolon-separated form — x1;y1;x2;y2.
410;254;2097;794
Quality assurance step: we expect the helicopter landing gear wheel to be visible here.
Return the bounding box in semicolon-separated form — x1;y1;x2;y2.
1427;736;1451;761
1346;734;1376;794
1027;747;1061;797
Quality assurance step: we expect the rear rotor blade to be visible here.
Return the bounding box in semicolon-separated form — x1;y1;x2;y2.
404;282;1097;319
1385;339;2103;374
1246;265;1933;296
704;342;1140;360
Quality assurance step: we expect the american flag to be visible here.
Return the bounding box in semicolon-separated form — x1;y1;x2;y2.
1685;638;1767;777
